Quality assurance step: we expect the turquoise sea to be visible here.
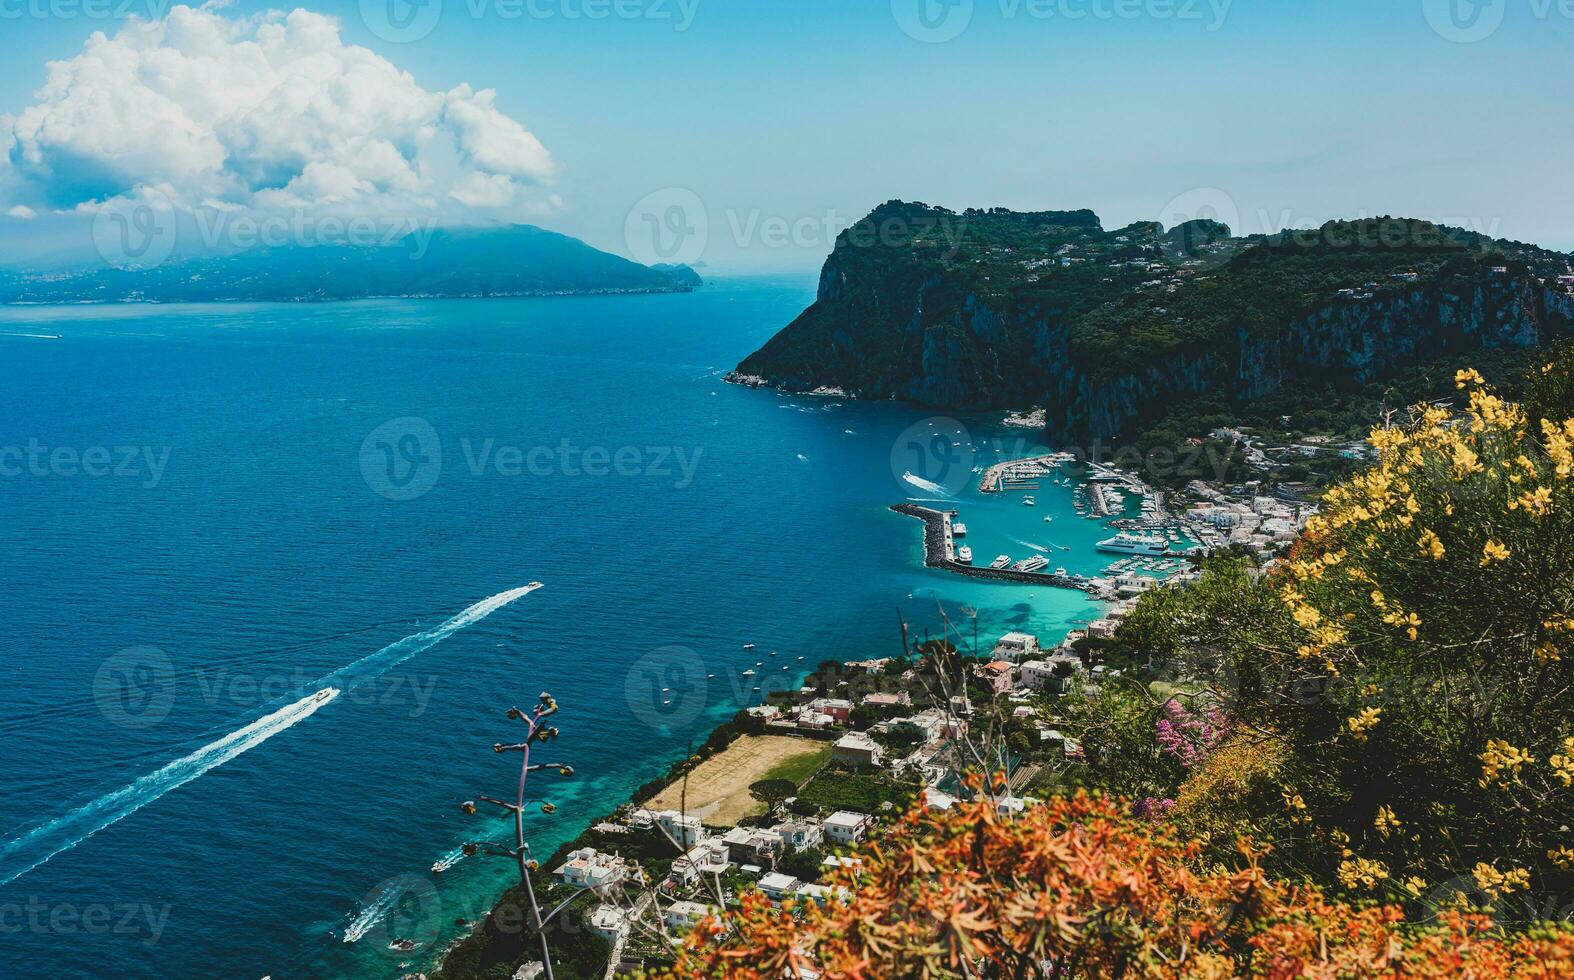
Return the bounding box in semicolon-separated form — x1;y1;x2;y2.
0;275;1108;978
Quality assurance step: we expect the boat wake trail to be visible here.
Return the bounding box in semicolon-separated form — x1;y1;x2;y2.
320;583;542;695
1012;539;1049;553
0;690;340;888
901;472;948;495
0;583;542;888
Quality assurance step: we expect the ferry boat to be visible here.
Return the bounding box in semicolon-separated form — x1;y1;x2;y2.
990;555;1011;569
1013;555;1050;573
957;546;974;564
1096;532;1170;556
952;522;968;537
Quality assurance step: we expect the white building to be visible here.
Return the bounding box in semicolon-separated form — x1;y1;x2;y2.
832;733;884;772
586;904;629;943
758;872;802;902
991;631;1042;661
655;810;707;848
824;810;873;846
663;900;714;933
1018;659;1057;690
554;847;625;890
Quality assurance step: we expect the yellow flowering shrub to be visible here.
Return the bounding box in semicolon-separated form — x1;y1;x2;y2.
1141;362;1574;912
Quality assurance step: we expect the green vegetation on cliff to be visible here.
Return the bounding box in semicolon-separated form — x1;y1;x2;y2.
736;201;1574;441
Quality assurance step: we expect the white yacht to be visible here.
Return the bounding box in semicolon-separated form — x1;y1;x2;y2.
990;555;1011;569
741;668;756;677
1023;496;1036;506
1096;532;1170;556
957;545;974;564
1014;555;1050;573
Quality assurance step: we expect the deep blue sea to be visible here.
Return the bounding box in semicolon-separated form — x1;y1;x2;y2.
0;276;1110;979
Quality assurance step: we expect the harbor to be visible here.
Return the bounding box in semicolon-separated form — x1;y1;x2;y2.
891;504;1115;597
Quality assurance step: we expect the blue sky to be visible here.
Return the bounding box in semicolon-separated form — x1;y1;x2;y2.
1;0;1571;271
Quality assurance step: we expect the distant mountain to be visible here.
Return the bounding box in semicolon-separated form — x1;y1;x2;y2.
733;201;1574;439
0;225;701;304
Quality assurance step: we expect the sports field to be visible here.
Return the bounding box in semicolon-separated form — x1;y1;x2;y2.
645;735;831;826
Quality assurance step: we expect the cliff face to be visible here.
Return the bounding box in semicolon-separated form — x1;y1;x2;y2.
736;202;1574;439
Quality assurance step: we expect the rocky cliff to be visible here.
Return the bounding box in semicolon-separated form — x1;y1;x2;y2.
735;202;1574;440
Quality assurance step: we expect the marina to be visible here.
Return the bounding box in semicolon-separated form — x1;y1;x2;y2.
891;504;1114;597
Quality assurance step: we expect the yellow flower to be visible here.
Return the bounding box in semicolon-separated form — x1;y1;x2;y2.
1550;846;1574;870
1338;857;1390;890
1455;367;1485;389
1550;738;1574;788
1509;486;1553;517
1479;739;1535;787
1471;862;1530;899
1480;540;1511;566
1374;805;1401;836
1417;529;1445;560
1346;707;1382;741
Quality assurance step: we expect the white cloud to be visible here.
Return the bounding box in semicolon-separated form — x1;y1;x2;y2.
6;205;37;220
1;5;556;225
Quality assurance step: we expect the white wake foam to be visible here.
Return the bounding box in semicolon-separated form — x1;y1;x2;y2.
0;583;542;887
0;689;340;887
901;471;948;494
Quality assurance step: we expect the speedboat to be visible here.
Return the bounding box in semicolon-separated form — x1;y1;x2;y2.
1023;496;1036;506
742;668;756;677
1043;516;1053;523
743;643;756;650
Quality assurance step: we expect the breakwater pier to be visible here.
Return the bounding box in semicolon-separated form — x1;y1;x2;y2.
891;504;1110;596
978;452;1075;493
